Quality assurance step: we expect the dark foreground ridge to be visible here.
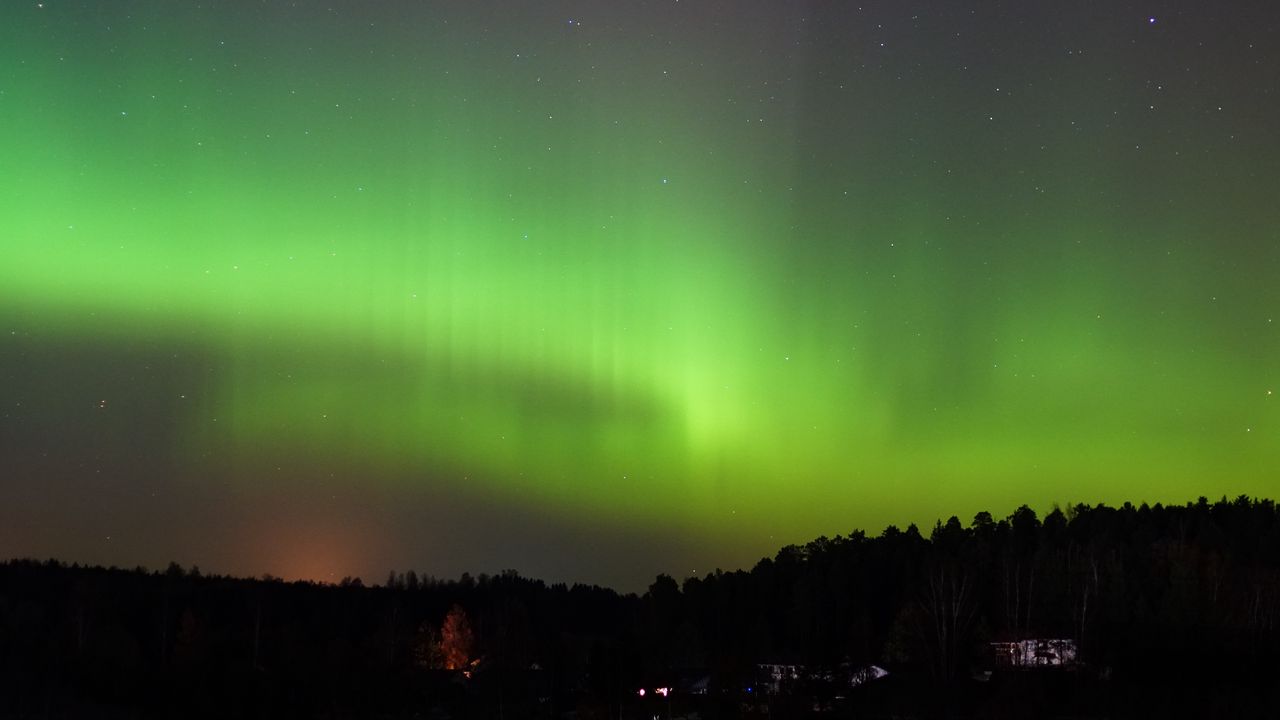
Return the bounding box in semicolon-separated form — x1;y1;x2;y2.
4;496;1280;718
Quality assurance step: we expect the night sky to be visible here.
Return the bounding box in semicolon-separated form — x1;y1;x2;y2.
2;0;1278;592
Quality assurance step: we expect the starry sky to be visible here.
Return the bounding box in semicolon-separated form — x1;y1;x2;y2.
2;0;1278;591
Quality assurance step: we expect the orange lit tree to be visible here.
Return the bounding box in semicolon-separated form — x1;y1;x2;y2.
439;604;475;671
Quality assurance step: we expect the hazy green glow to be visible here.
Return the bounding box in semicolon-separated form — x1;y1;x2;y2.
3;1;1278;581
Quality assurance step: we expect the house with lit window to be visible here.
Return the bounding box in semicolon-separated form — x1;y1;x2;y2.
990;638;1078;668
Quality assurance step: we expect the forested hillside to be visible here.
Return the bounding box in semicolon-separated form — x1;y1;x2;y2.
3;496;1279;717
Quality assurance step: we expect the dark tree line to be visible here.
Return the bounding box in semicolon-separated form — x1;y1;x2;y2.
2;495;1280;718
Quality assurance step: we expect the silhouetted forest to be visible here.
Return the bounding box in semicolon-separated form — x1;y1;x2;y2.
4;496;1280;718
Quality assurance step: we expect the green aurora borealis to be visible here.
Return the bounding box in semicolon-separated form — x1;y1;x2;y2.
2;0;1278;589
